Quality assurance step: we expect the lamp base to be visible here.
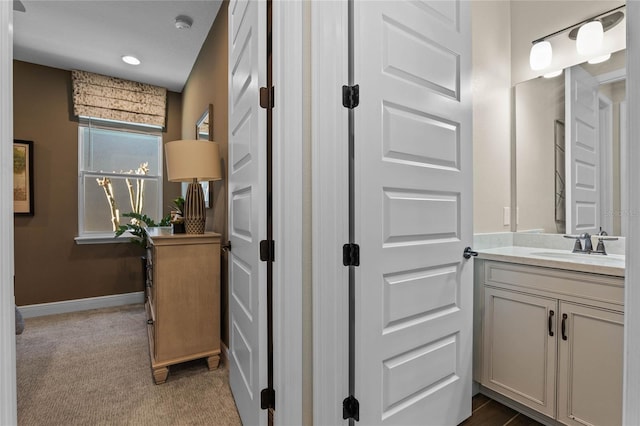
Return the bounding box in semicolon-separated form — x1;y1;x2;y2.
185;218;205;234
184;181;206;234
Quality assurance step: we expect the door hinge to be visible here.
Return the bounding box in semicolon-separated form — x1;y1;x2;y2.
343;395;360;421
261;387;276;410
342;84;359;109
260;239;275;262
260;86;275;109
343;243;360;267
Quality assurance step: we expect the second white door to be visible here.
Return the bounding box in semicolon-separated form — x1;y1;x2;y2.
354;1;474;424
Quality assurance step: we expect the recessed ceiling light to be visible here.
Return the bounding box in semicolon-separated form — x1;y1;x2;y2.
122;55;141;66
175;15;193;30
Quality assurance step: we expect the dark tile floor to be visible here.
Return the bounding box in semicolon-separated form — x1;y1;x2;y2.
459;394;544;426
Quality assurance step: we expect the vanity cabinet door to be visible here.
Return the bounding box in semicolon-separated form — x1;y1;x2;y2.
482;287;558;418
557;302;623;426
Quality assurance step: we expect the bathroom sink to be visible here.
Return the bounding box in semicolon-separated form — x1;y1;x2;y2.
530;251;625;267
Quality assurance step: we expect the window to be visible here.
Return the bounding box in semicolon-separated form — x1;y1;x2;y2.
77;119;163;242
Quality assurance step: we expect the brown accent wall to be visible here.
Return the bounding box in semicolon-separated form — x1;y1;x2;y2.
181;2;230;344
13;60;182;306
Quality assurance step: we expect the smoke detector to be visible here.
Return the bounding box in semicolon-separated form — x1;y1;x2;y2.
175;15;193;30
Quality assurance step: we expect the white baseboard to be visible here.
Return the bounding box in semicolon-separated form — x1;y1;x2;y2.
18;292;145;319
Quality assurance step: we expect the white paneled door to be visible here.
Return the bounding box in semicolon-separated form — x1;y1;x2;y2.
354;1;473;424
228;0;266;425
566;65;600;235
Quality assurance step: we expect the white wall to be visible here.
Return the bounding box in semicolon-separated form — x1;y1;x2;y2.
472;1;512;233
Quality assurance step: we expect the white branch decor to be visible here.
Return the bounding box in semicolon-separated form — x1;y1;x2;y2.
96;162;150;231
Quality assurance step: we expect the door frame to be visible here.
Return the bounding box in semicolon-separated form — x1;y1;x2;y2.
620;99;628;237
596;68;626;236
272;1;303;424
0;2;17;425
624;2;640;424
598;93;613;233
311;1;350;425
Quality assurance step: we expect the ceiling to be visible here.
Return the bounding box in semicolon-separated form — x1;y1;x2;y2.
12;1;223;92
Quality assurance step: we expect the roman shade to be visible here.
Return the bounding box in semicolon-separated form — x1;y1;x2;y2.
72;70;166;127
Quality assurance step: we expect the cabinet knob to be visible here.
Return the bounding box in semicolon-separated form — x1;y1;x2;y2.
548;310;555;337
561;313;568;340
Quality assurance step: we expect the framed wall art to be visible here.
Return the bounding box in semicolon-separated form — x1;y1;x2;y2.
14;140;34;215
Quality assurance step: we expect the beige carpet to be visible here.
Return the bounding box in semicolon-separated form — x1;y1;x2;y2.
16;304;242;426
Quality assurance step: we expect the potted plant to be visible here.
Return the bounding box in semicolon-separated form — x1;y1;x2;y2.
114;212;171;248
170;196;186;234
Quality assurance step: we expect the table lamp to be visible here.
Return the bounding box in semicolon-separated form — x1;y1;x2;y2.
165;140;222;234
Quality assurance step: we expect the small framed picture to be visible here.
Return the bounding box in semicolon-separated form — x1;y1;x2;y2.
14;140;34;216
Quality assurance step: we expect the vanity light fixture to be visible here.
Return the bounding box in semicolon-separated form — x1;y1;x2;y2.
529;5;624;72
529;41;552;71
122;55;141;66
576;21;604;56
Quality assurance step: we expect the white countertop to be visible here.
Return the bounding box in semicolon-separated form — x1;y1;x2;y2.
477;246;625;277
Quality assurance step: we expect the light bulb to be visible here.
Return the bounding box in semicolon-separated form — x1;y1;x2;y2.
544;70;563;78
576;21;603;55
530;41;552;71
588;53;611;64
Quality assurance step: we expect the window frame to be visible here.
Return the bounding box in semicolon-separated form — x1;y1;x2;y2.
75;117;164;244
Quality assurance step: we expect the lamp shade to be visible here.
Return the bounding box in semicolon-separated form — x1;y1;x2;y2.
529;41;552;71
165;139;222;182
576;21;603;55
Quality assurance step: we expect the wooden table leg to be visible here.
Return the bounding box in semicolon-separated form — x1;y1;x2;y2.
207;355;220;370
153;366;169;384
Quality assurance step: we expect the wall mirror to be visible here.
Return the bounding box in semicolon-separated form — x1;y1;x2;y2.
516;50;626;236
196;103;213;142
183;104;214;208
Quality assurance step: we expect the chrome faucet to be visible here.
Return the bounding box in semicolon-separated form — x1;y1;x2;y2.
564;228;618;255
563;232;593;253
592;227;618;255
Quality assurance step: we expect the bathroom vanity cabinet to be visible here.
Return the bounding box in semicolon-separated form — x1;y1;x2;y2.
475;259;623;425
145;231;221;384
